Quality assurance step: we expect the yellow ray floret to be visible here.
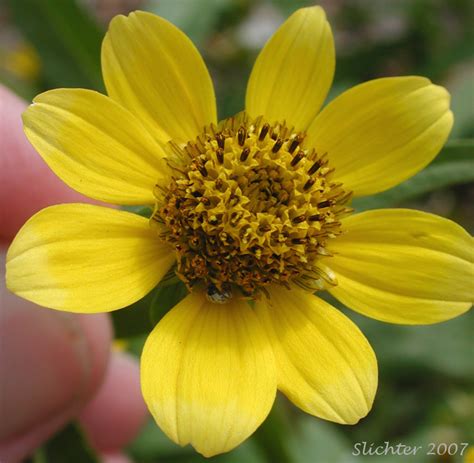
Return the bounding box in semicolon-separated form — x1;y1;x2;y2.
6;204;175;312
141;291;277;457
327;209;473;324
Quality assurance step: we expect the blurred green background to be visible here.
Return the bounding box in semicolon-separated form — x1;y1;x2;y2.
1;0;473;462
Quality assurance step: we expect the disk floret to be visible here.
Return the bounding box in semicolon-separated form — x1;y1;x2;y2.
153;114;352;301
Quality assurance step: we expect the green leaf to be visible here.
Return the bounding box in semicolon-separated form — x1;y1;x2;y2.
33;422;99;463
290;416;353;463
149;281;189;326
353;310;474;380
321;292;474;380
0;71;40;101
111;259;182;337
127;418;194;460
121;205;153;218
432;139;474;163
129;418;265;463
111;287;157;338
353;141;474;211
253;400;295;463
272;0;315;16
145;0;231;46
125;333;147;358
7;0;104;90
449;69;474;138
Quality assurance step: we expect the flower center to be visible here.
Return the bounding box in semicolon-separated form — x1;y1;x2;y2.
152;114;352;302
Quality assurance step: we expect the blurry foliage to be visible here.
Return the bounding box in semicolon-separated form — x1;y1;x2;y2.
2;0;473;462
31;423;99;463
5;0;104;92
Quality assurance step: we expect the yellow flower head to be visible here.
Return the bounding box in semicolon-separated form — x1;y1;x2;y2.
6;6;473;458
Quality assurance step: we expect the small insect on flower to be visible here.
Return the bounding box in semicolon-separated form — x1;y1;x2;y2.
6;5;473;458
206;284;233;304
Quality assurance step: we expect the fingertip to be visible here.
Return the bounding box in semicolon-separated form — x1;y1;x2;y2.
101;452;134;463
0;304;112;462
75;313;113;400
0;84;106;242
79;352;148;453
0;248;113;461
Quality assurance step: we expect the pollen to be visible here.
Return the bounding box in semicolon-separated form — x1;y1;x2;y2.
152;114;352;301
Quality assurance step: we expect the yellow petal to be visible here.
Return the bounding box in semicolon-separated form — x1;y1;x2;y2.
102;11;217;144
305;77;453;196
246;6;335;131
255;286;377;424
23;89;169;205
6;204;175;312
141;292;276;457
328;209;473;324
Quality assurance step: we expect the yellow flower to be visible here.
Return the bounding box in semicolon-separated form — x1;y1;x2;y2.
465;446;474;463
1;42;41;82
6;6;473;457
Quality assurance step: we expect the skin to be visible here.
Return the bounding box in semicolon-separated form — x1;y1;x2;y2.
0;84;148;463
